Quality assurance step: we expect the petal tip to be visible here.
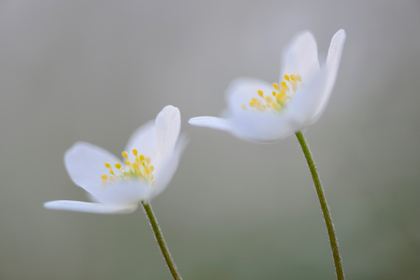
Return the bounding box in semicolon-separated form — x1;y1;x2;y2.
160;105;181;120
332;29;347;45
188;116;230;131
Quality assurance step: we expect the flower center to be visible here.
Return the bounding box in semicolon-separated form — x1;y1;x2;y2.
242;74;303;112
101;149;155;187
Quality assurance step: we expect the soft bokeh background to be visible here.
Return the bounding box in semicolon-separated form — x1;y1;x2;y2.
1;0;419;279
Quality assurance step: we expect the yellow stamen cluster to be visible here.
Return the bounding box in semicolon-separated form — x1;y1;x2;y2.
242;74;303;112
101;149;155;187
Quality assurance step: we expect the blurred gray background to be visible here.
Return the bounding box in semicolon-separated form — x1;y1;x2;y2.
1;0;419;279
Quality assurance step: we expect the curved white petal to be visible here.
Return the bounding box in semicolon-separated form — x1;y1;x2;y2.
326;29;346;95
188;116;231;131
228;110;295;142
64;142;122;194
317;29;346;118
125;120;158;164
225;78;273;115
44;200;138;214
148;136;188;202
284;68;329;126
286;29;346;125
280;31;320;81
91;180;152;206
190;113;294;142
155;105;181;164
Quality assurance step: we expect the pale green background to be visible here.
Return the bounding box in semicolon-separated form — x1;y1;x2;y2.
1;0;419;279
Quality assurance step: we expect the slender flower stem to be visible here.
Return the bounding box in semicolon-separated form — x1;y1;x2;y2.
295;131;345;280
141;202;182;280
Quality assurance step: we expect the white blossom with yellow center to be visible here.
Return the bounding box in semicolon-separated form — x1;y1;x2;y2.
44;105;186;214
189;29;346;142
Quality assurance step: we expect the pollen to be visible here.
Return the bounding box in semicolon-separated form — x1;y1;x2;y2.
249;98;258;108
243;73;304;112
100;148;156;187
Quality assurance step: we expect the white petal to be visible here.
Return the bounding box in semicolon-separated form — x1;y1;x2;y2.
228;110;295;142
285;30;346;125
148;136;188;202
44;200;138;214
283;68;329;126
125;120;158;163
154;105;181;163
188;116;231;131
64;142;122;195
280;31;320;81
225;78;273;115
92;180;153;206
323;29;346;108
190;113;294;142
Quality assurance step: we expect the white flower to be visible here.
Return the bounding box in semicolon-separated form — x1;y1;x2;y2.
189;29;346;142
44;105;186;214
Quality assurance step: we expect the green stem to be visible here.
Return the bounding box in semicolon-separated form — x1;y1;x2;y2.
295;131;345;280
141;202;182;280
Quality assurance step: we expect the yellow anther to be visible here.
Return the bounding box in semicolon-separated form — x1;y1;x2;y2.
249;98;257;108
243;73;303;113
276;93;287;104
101;148;156;186
280;81;289;91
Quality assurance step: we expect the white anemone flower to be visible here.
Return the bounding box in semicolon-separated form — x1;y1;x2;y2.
44;105;186;214
189;29;346;142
